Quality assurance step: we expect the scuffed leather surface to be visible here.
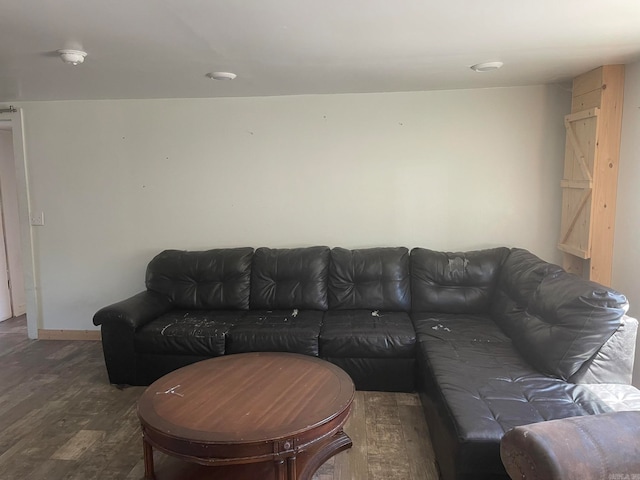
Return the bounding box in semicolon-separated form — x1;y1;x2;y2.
416;313;613;480
493;249;628;380
226;310;323;356
146;248;253;309
324;357;415;392
411;247;509;313
329;247;411;311
320;310;415;358
412;312;512;343
250;246;329;310
500;411;640;480
134;310;242;356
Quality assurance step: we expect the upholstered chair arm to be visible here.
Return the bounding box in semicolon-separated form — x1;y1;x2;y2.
93;290;172;330
500;411;640;480
93;291;172;385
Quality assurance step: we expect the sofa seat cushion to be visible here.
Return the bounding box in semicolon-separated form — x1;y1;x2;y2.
412;312;511;344
417;313;612;480
418;314;611;434
320;310;415;358
134;310;242;356
226;310;323;356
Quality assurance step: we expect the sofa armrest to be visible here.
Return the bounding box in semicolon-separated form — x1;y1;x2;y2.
93;291;172;385
93;290;172;330
500;412;640;480
569;314;638;384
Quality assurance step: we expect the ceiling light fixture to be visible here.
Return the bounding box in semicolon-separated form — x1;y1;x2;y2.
206;72;237;81
58;49;87;65
470;61;503;72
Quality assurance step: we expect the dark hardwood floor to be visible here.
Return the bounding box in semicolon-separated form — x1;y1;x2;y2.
0;316;438;479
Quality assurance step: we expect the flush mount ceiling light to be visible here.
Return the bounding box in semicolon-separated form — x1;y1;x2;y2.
206;71;237;80
470;61;503;72
57;49;87;65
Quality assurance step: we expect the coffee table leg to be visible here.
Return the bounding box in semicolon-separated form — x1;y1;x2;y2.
143;437;155;480
275;459;285;480
287;456;297;479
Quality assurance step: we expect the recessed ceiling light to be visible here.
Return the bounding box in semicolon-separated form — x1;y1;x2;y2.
206;72;237;81
57;49;87;65
470;61;503;73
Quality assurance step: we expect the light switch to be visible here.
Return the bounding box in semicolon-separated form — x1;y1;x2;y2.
30;212;45;226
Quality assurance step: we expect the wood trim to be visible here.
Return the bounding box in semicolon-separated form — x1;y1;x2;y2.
564;115;594;182
560;188;592;246
558;243;589;259
572;89;603;111
38;329;101;341
565;108;599;123
561;179;593;189
587;64;625;286
572;66;603;97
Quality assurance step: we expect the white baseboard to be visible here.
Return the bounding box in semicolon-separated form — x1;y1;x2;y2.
38;329;101;341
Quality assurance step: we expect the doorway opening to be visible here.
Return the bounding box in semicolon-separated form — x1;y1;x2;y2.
0;122;26;322
0;109;37;339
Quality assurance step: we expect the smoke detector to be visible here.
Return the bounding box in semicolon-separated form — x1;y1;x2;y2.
57;49;87;65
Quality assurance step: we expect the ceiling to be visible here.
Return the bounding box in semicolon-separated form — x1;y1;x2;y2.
1;0;639;102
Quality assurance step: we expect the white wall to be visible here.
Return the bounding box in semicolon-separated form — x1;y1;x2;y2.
17;85;570;331
613;60;640;387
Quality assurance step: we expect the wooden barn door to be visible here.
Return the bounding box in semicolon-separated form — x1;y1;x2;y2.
558;108;599;260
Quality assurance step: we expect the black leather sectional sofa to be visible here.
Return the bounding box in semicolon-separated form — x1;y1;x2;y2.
94;246;640;480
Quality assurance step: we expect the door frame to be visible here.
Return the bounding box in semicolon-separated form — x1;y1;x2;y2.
2;109;38;338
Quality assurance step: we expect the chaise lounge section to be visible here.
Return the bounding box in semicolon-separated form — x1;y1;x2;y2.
94;245;640;480
412;247;639;479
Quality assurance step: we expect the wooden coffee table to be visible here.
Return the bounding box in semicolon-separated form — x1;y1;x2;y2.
137;352;355;480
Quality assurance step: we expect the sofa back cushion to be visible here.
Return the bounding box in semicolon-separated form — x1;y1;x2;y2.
250;246;330;310
492;248;628;380
410;247;510;313
492;248;564;308
328;247;411;311
146;248;254;310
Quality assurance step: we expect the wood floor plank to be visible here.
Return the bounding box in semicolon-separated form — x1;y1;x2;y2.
0;317;439;480
125;460;146;480
21;458;84;480
396;392;422;406
51;429;106;460
398;404;440;480
0;400;71;456
334;390;368;480
45;342;82;360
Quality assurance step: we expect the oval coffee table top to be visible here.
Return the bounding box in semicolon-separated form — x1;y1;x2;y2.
138;352;355;444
